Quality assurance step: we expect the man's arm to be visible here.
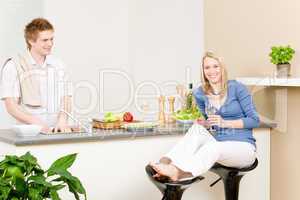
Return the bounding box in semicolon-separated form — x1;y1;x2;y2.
53;60;73;132
4;97;49;130
58;95;72;121
0;60;48;128
54;95;72;132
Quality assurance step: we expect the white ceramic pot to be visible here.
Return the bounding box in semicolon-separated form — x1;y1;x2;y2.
276;63;291;78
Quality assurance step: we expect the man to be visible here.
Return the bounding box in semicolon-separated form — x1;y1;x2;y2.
0;18;72;133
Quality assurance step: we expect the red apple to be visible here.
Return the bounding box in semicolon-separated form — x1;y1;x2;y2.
123;112;134;122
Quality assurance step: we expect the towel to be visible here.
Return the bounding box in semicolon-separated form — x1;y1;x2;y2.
13;53;42;107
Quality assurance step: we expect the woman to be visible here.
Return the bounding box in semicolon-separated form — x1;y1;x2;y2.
150;51;260;181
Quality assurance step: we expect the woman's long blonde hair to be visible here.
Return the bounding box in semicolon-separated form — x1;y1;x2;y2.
201;51;228;97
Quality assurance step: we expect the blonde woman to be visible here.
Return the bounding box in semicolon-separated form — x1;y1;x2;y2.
150;52;260;181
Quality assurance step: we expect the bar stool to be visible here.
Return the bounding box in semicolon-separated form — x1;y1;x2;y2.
209;159;258;200
145;165;204;200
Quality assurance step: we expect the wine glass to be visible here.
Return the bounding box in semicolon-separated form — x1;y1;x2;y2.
205;102;218;133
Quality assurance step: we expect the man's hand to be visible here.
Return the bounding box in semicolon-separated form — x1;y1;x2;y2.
40;125;50;133
54;117;71;133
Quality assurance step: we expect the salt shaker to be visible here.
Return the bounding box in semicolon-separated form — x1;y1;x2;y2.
166;96;175;123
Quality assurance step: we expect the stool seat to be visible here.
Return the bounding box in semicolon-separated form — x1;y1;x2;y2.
145;165;204;200
211;158;258;173
209;159;258;200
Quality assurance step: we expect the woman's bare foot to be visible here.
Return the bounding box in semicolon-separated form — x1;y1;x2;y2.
179;171;193;180
159;157;172;164
150;162;180;181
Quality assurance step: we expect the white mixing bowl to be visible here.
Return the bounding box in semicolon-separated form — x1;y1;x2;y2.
11;125;42;137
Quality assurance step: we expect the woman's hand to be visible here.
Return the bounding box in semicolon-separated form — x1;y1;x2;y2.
207;114;227;128
195;118;210;128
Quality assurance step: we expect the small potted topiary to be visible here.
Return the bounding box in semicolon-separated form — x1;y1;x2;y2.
269;45;295;77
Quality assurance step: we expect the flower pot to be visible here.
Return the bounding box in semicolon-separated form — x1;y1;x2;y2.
276;63;291;78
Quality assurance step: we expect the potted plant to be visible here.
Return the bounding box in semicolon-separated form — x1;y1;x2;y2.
0;152;86;200
269;45;295;77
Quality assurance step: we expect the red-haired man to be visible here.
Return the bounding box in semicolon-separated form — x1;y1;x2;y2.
0;18;72;133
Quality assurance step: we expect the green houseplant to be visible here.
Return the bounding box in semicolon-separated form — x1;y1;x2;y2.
0;152;86;200
269;45;295;77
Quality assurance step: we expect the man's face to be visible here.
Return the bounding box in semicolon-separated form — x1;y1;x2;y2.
29;30;54;57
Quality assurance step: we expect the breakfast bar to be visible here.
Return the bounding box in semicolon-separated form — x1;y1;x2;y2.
0;122;275;200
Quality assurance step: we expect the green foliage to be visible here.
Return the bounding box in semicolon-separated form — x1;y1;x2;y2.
173;106;204;120
269;45;295;65
0;152;86;200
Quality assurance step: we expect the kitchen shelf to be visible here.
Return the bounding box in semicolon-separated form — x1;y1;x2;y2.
236;77;300;87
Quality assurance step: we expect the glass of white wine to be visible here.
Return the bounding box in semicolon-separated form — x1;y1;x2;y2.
205;102;218;133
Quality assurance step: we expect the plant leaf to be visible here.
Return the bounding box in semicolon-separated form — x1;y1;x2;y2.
20;152;37;165
28;175;52;187
0;185;11;199
28;188;43;200
54;170;85;193
50;189;61;200
54;169;87;199
67;181;80;200
14;177;26;195
50;184;66;191
47;154;77;176
20;152;42;175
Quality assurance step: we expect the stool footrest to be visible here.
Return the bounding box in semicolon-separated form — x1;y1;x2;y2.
210;177;222;187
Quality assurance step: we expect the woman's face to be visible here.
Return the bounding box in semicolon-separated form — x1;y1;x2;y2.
203;57;222;84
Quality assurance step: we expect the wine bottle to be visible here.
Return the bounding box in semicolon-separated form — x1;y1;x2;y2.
186;83;193;110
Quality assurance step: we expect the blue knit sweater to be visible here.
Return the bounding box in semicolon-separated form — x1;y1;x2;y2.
193;80;260;146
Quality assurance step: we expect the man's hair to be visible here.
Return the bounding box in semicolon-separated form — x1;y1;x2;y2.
24;18;54;49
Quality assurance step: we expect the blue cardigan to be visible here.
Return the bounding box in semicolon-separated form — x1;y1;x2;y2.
193;80;260;146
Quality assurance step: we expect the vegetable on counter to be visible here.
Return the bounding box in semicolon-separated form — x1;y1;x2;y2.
123;112;134;122
104;112;120;122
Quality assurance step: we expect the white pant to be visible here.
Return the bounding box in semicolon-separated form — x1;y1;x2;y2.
164;124;256;176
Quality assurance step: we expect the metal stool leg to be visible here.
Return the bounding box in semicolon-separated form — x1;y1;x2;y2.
162;186;184;200
223;175;243;200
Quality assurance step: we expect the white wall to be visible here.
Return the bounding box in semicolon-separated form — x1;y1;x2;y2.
43;0;204;120
0;0;43;128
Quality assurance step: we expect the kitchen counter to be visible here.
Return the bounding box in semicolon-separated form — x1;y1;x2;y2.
0;121;276;146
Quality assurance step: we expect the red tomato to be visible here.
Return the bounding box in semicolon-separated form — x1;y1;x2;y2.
123;112;133;122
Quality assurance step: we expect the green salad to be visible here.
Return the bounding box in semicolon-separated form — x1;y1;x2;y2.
173;107;204;120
